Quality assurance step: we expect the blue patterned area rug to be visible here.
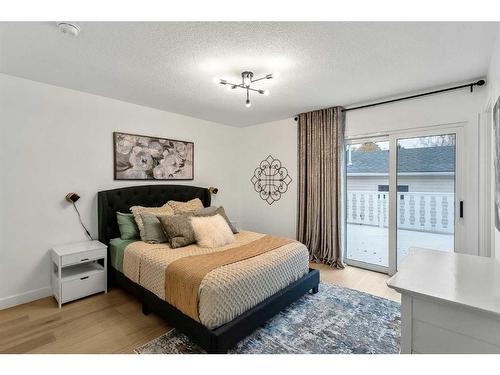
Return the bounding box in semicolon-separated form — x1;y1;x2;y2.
135;283;401;354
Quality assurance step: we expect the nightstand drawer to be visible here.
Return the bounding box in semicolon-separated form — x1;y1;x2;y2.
61;248;105;266
61;271;106;303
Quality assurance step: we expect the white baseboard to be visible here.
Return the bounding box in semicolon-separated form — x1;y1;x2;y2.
0;286;52;310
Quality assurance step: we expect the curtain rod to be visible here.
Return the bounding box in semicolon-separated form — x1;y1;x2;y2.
293;79;485;121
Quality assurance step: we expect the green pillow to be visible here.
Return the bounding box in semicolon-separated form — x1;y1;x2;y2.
141;212;168;244
117;212;140;240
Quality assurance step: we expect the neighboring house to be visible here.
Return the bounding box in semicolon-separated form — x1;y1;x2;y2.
347;146;455;193
346;146;455;234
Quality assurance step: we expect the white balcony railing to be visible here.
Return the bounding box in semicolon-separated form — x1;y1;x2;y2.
346;191;454;234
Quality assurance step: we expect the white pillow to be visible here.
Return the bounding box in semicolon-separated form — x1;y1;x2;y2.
190;214;235;248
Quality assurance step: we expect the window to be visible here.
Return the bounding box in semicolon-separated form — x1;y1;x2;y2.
377;185;409;192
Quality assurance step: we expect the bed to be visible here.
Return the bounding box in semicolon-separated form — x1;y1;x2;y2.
98;184;319;353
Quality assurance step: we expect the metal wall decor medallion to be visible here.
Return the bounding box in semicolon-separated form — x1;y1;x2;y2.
251;155;292;205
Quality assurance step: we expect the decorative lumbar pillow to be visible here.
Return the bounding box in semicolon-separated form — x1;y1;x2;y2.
116;212;140;240
130;203;174;240
159;213;196;249
167;198;204;214
140;212;169;244
190;214;235;248
193;206;238;234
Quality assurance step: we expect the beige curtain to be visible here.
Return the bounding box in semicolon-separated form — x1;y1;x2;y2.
297;106;345;268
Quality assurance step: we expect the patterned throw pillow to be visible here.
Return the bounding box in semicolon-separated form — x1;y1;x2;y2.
190;214;235;248
130;203;174;241
159;213;196;249
167;198;204;214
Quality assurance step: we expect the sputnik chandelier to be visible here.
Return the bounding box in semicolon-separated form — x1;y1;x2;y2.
215;71;277;108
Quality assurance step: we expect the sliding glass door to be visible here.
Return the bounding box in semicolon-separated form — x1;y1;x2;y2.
345;127;461;275
395;134;456;268
345;139;390;272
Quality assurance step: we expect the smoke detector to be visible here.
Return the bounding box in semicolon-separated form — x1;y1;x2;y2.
57;22;80;37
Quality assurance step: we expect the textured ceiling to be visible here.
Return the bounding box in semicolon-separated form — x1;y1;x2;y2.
0;22;497;126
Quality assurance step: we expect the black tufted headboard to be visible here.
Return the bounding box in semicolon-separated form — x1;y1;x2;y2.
97;184;211;246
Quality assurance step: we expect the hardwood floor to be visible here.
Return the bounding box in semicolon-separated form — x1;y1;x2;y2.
0;288;170;354
0;265;399;353
310;263;401;302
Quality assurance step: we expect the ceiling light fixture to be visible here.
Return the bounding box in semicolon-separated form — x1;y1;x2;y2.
57;22;81;37
215;71;276;108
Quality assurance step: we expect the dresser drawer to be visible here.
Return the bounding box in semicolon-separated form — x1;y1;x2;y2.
61;248;106;266
61;271;106;303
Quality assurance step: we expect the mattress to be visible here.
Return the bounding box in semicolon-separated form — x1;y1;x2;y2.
122;230;310;329
109;237;138;272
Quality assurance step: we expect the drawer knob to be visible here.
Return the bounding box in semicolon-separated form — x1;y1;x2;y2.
80;276;89;280
80;258;89;262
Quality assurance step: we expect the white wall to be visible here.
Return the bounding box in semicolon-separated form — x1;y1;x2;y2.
486;25;500;260
345;89;485;137
237;118;298;238
0;73;241;309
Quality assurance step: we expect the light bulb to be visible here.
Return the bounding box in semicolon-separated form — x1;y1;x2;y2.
245;99;251;108
272;72;280;79
243;76;251;86
226;84;232;91
212;77;220;84
264;89;270;96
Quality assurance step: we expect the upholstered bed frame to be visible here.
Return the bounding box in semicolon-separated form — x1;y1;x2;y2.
98;184;319;353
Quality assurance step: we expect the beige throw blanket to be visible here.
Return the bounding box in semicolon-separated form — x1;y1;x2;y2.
164;235;294;321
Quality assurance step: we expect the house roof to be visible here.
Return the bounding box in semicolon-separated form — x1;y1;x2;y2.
347;146;455;174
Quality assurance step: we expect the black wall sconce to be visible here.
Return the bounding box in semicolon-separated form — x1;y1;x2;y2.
208;187;219;195
65;192;93;240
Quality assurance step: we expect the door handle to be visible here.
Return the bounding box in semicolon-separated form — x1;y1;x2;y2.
460;201;464;218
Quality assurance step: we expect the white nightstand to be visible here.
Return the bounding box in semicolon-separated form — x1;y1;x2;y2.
51;240;107;308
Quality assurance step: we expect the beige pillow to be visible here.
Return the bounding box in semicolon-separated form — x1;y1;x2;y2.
130;203;174;240
190;214;235;248
168;198;204;214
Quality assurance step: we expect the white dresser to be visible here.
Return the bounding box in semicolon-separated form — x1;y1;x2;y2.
387;248;500;354
51;240;107;308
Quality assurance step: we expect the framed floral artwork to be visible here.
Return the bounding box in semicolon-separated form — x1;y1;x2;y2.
113;132;194;180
